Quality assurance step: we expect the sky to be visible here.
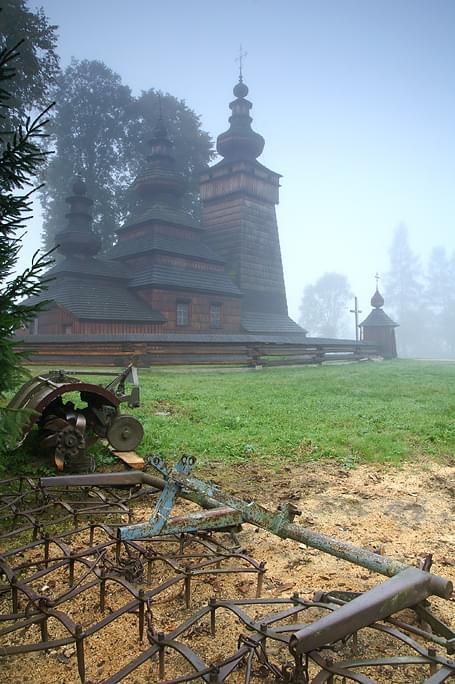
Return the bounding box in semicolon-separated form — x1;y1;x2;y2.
18;0;455;330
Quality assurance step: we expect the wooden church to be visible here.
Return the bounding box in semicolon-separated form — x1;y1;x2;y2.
22;76;311;364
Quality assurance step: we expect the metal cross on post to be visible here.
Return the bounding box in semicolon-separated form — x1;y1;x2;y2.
375;272;380;289
350;296;362;343
235;44;248;82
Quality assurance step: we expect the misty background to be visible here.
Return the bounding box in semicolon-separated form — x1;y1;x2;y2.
13;0;455;356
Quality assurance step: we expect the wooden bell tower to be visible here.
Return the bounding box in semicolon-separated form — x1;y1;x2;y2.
200;75;299;334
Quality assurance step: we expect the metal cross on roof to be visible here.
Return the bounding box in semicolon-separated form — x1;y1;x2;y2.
375;272;380;287
236;44;248;82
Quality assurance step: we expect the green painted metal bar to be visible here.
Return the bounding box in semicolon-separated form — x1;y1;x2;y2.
170;473;453;599
42;467;453;600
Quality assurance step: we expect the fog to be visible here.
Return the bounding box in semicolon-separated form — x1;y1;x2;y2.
17;0;455;354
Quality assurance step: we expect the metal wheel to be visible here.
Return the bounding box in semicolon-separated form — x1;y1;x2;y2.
106;415;144;451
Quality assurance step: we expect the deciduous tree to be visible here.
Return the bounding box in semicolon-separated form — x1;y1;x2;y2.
39;59;133;251
0;0;59;131
40;60;213;252
299;272;352;338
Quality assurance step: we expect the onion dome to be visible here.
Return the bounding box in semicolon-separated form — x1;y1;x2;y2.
216;78;265;161
132;115;186;201
55;177;101;256
371;288;385;308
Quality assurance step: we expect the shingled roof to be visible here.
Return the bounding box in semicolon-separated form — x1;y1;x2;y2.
241;311;307;335
119;204;201;232
45;256;129;280
129;264;242;296
107;234;223;263
360;308;398;328
27;276;165;322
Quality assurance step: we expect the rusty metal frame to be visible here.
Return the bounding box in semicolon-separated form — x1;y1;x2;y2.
7;364;141;462
0;482;264;683
1;471;454;683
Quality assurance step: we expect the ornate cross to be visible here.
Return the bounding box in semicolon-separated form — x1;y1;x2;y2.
236;45;248;82
375;272;380;288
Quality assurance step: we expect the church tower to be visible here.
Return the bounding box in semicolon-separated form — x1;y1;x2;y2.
107;115;242;332
200;77;304;335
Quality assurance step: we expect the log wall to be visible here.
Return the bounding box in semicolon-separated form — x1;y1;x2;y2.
137;289;241;332
35;306;74;335
201;161;288;315
30;305;163;336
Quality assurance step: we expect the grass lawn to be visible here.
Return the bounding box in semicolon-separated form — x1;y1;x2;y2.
131;359;455;466
4;359;455;471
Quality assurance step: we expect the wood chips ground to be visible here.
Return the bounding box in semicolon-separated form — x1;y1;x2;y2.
1;459;454;683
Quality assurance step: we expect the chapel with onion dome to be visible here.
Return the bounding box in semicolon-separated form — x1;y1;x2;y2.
360;280;399;358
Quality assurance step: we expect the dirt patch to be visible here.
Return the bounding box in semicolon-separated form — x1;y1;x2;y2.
1;460;454;682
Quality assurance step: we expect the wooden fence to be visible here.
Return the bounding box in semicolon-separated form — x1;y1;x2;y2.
17;337;382;367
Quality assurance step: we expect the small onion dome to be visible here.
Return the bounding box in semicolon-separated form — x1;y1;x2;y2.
233;80;249;98
216;79;265;161
371;288;385;309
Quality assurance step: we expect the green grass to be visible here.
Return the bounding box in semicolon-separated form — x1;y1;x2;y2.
127;360;455;466
4;359;455;471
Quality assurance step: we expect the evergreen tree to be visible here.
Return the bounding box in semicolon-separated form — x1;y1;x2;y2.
0;45;53;392
0;41;54;455
299;272;352;338
40;60;213;252
426;247;455;356
385;224;427;356
385;225;421;316
426;246;451;313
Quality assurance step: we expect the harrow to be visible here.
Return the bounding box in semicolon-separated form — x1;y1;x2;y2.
0;457;454;683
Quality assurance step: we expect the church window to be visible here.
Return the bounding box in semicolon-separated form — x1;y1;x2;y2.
210;303;222;328
176;301;190;326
